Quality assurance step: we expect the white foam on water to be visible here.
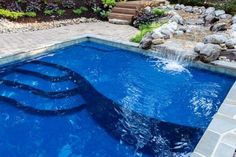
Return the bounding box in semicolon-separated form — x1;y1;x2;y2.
163;61;187;73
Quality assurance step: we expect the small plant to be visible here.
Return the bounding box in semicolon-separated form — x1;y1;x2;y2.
0;9;37;19
101;0;116;7
24;11;37;17
151;8;166;16
131;22;161;43
56;9;65;16
133;11;161;28
92;5;102;14
73;7;88;16
45;3;59;12
44;9;54;16
26;0;42;12
100;10;110;19
61;0;75;9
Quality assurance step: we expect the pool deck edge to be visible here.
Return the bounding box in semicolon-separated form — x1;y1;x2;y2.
192;81;236;157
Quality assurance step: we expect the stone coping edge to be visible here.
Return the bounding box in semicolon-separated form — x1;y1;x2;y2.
192;81;236;157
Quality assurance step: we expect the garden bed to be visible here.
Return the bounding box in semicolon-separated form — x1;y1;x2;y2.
0;0;115;22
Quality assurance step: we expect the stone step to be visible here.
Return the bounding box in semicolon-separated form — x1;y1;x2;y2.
109;19;130;25
109;13;133;23
116;2;139;9
112;7;137;15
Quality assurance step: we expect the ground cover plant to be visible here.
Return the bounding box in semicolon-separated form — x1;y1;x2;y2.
0;0;117;21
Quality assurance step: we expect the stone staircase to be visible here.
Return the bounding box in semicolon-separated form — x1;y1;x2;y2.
109;0;167;25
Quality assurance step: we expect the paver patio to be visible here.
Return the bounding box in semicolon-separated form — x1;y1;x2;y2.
0;22;138;59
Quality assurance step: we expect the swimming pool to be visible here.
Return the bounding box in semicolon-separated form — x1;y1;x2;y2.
0;41;235;157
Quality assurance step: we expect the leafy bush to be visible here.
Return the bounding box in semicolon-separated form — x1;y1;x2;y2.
44;9;54;16
6;1;22;12
24;11;37;17
131;22;161;43
26;0;42;12
45;3;59;11
133;11;161;28
215;0;236;15
102;0;116;7
73;7;88;16
56;9;65;16
152;8;166;16
92;5;102;14
61;0;75;9
0;9;36;19
100;10;110;19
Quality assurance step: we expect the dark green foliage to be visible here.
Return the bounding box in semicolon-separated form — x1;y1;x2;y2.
170;0;236;14
0;9;36;19
133;11;161;28
61;0;75;9
0;0;115;20
73;7;88;16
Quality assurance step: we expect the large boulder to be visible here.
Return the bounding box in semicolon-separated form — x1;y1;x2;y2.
203;34;228;44
194;42;205;53
187;19;205;25
231;23;236;31
232;15;236;24
151;30;165;39
204;14;219;25
152;22;178;39
193;6;202;14
215;10;225;17
185;6;193;13
205;7;215;16
139;38;152;49
174;4;181;10
210;23;227;32
169;11;185;25
219;14;232;19
198;44;221;62
225;38;236;49
152;38;165;45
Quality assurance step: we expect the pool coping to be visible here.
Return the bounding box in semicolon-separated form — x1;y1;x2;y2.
0;34;236;157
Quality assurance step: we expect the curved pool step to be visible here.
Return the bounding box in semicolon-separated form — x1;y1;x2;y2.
0;95;86;116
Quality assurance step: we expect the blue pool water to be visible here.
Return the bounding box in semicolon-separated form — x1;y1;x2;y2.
0;41;235;157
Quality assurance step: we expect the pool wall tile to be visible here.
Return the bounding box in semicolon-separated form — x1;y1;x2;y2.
218;104;236;119
193;82;236;157
194;130;221;156
221;133;236;147
191;152;206;157
213;143;235;157
208;114;236;134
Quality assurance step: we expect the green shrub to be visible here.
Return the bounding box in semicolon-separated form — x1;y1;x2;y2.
100;10;110;18
131;22;161;43
0;9;37;19
73;7;88;16
44;9;54;16
56;9;65;16
102;0;116;7
215;0;236;15
24;12;37;17
151;8;166;16
0;9;25;19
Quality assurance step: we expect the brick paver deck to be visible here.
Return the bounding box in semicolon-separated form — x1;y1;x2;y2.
0;22;138;59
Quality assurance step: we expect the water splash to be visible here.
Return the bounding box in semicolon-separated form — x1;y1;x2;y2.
149;56;191;74
163;61;187;73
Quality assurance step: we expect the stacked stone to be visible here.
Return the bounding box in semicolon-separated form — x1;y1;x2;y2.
194;33;236;62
